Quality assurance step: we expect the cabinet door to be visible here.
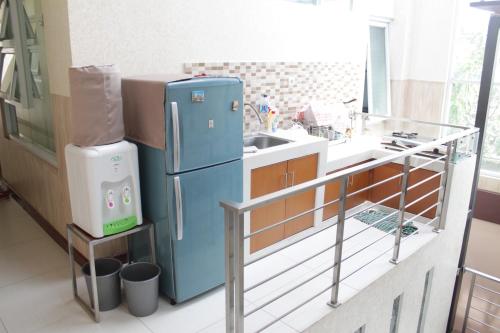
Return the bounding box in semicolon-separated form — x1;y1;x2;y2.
250;161;287;253
323;160;372;221
323;175;340;221
346;167;371;210
370;163;403;210
406;168;440;218
284;154;318;237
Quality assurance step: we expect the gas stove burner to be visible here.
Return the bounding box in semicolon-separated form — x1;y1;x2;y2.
392;131;418;139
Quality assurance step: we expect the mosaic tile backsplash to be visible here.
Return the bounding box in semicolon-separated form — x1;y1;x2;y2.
184;61;365;133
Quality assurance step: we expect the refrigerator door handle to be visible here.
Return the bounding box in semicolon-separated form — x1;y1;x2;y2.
171;102;181;173
174;176;183;240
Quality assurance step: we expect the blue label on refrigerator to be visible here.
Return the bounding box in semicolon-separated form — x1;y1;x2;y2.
191;90;205;103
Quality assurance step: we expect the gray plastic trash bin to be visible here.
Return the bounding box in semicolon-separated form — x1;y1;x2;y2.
120;262;161;317
82;257;122;311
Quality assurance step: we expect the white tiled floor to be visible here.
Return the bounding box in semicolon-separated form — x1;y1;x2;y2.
0;198;437;333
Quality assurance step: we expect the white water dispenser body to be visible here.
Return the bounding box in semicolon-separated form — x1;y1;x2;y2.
65;141;143;237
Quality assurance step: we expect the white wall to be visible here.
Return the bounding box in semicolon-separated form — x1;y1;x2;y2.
64;0;368;89
390;0;458;82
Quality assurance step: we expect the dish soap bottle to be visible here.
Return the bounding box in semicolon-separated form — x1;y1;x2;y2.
258;94;270;114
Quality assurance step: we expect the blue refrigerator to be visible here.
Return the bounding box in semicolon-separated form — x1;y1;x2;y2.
129;77;243;303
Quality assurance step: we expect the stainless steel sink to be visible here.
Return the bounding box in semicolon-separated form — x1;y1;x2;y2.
243;135;290;150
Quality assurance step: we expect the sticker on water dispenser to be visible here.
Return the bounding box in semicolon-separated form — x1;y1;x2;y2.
192;90;205;103
105;189;115;209
122;185;131;205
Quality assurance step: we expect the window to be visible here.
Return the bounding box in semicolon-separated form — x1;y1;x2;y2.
363;22;391;116
446;1;498;177
0;0;53;153
416;269;434;333
390;294;403;333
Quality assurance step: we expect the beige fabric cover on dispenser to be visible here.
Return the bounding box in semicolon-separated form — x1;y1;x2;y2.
69;65;125;147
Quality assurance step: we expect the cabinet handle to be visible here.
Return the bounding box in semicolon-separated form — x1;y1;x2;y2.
283;172;288;188
349;175;354;186
290;171;296;187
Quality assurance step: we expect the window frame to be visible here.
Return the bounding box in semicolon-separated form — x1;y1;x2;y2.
0;0;55;157
364;18;392;117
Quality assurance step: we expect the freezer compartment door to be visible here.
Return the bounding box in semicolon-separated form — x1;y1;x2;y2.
166;159;242;302
165;78;243;173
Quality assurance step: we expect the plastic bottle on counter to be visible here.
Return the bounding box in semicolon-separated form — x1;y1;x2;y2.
267;107;280;133
258;94;270;114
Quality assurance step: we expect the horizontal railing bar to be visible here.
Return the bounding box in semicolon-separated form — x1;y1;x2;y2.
220;128;478;214
471;306;500;320
468;317;500;332
382;146;445;160
475;284;500;296
244;262;336;318
344;191;402;220
245;221;338;267
406;171;445;192
255;282;335;333
472;295;500;308
346;172;403;198
245;197;340;239
362;112;473;130
244;242;338;293
405;186;443;210
409;154;447;173
465;267;500;284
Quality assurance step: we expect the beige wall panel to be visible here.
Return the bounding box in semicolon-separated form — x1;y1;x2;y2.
0;94;125;259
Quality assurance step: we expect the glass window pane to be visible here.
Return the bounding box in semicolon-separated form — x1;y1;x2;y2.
1;53;15;95
369;25;389;116
447;2;499;176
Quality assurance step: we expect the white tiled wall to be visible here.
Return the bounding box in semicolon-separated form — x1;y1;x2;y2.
185;61;365;133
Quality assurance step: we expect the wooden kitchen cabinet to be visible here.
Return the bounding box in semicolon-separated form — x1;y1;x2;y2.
250;161;287;253
370;163;403;210
322;160;371;221
407;168;440;218
284;154;318;237
370;163;440;219
323;160;439;221
250;154;318;253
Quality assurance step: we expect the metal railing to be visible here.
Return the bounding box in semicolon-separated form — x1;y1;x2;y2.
462;267;500;333
222;126;478;333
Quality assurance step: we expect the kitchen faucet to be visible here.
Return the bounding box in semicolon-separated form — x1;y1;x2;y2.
244;103;264;125
244;103;265;134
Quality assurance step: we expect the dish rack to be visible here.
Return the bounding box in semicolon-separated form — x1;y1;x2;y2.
306;125;346;144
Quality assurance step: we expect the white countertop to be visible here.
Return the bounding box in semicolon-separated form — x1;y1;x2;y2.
243;130;445;174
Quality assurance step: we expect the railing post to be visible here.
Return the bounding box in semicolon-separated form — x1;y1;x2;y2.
461;272;476;333
224;209;235;333
434;141;453;232
391;156;411;264
328;176;348;308
234;213;245;333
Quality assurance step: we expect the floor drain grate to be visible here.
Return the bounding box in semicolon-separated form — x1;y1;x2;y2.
354;209;418;237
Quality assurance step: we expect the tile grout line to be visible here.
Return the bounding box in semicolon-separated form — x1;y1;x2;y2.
136;318;155;333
